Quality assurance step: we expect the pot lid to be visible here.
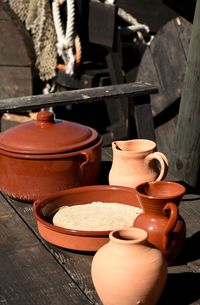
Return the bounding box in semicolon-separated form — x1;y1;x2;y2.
0;111;99;154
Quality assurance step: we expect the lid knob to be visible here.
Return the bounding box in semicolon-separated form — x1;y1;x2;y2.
37;111;54;122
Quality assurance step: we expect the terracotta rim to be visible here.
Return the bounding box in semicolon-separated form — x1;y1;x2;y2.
0;136;102;159
136;181;186;199
110;227;148;244
113;139;156;154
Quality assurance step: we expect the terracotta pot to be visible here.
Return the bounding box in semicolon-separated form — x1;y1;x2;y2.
109;139;168;188
0;111;102;202
133;181;186;265
33;185;141;251
91;227;167;305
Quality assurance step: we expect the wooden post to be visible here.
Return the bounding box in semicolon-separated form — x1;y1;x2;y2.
171;0;200;187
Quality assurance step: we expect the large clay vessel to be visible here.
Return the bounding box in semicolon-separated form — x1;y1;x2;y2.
133;181;186;265
108;139;168;188
91;227;167;305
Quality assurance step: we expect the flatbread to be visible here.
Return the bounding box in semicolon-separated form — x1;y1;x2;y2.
53;201;142;231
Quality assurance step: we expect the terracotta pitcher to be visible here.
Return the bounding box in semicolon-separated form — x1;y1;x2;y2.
133;181;186;265
108;139;168;188
91;227;167;305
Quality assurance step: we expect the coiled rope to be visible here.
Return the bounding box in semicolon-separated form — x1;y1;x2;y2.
52;0;82;75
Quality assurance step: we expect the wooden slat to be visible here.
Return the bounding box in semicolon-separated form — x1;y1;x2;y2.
5;196;100;305
0;1;11;20
132;95;156;141
0;20;31;66
178;194;200;273
0;82;158;112
0;193;95;305
150;18;189;113
0;3;35;66
170;0;200;188
0;2;35;99
136;17;191;116
0;67;33;99
136;17;192;178
88;1;116;48
175;17;192;58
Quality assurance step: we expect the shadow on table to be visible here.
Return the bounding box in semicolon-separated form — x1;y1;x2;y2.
158;272;200;305
176;231;200;265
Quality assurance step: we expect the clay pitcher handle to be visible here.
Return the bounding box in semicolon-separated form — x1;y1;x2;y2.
145;151;168;181
162;202;179;256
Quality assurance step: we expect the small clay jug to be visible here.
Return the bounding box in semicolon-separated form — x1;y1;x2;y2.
108;139;168;188
133;181;186;265
91;227;167;305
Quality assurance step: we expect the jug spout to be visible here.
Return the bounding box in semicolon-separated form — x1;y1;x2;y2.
112;141;122;151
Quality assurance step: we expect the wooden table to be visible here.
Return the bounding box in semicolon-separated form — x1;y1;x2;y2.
0;81;199;304
0;146;200;305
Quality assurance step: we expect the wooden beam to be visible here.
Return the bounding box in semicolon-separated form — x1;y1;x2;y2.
170;0;200;188
0;82;157;113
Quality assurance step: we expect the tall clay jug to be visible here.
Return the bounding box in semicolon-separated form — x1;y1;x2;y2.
133;181;186;265
91;227;167;305
108;139;168;188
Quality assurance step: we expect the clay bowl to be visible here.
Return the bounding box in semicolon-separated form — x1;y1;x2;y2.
33;185;140;251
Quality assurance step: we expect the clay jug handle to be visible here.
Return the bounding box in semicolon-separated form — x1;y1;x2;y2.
145;151;168;181
162;202;179;255
80;150;95;173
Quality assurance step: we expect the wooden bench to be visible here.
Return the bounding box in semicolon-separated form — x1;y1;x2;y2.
0;82;158;144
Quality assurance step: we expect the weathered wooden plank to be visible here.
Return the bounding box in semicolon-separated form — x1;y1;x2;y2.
150;18;187;111
175;17;191;58
136;17;192;177
158;264;200;305
0;3;35;66
137;18;191;115
0;67;33;99
0;193;94;305
0;2;35;99
136;47;161;116
179;194;200;272
88;1;116;48
170;0;200;188
130;95;156;141
0;1;10;19
0;82;158;112
105;51;129;140
0;20;32;66
5;196;100;305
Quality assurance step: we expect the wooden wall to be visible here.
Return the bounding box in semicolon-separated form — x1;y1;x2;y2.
136;17;192;180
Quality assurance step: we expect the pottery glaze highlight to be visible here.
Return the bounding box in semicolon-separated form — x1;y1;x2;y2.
91;227;167;305
108;139;168;188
